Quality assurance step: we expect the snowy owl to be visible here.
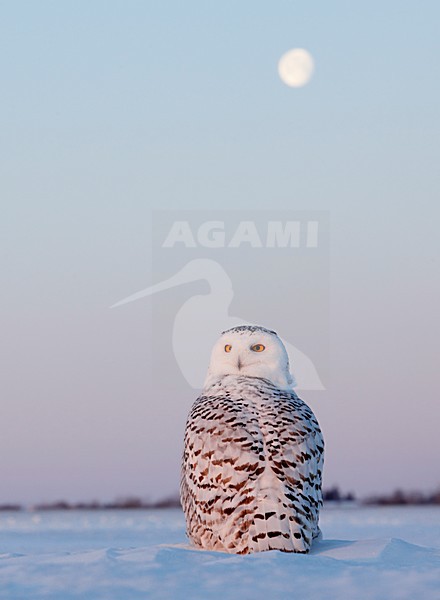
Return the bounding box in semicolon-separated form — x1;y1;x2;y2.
180;325;324;554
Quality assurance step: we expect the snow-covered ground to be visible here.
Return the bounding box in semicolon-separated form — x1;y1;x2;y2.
1;505;440;599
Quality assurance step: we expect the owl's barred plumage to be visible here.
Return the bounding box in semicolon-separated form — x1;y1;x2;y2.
180;326;324;554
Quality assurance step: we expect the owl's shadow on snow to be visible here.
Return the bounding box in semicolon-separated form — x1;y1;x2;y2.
310;539;356;554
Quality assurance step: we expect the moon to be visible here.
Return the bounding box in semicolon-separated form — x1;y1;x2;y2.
278;48;314;88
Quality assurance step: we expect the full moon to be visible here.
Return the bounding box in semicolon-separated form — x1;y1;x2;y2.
278;48;314;88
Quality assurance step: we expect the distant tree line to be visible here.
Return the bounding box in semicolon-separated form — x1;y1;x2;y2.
2;486;440;511
322;487;356;502
0;495;182;512
364;488;440;506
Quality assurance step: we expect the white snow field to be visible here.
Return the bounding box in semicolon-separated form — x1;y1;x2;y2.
1;505;440;600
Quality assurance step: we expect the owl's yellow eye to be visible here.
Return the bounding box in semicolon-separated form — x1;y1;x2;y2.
250;343;265;352
224;344;232;353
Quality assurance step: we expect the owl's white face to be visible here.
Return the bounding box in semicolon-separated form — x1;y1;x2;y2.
204;325;294;390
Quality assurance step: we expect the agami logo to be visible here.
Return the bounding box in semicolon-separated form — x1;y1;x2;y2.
112;211;328;394
162;221;319;248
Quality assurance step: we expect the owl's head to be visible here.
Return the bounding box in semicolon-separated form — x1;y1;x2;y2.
204;325;295;390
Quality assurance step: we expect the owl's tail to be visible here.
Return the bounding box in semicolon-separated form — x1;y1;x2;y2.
249;470;311;553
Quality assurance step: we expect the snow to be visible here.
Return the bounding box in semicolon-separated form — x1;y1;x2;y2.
1;505;440;599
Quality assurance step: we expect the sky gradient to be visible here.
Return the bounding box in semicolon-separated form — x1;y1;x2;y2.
1;1;439;504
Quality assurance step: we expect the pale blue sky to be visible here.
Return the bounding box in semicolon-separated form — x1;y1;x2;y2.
1;1;439;503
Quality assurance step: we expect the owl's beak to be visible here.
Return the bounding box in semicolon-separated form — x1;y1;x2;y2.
237;357;242;370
